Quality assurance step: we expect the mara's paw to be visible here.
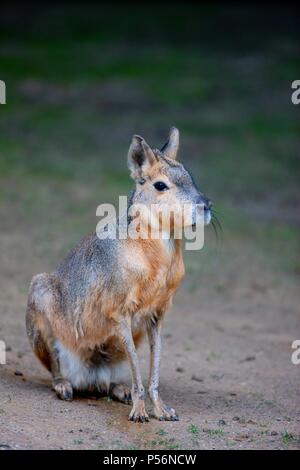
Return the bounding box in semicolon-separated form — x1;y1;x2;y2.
53;379;73;401
128;400;149;423
110;383;132;405
153;403;179;421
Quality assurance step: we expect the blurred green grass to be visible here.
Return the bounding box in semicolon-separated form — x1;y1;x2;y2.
0;5;299;287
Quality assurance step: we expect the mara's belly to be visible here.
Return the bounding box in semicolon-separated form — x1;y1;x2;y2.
54;319;145;390
55;339;129;391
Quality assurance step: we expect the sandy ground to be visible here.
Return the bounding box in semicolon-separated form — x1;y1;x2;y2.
0;229;299;450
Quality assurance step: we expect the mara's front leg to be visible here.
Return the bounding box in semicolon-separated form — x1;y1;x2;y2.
147;317;179;421
116;316;149;423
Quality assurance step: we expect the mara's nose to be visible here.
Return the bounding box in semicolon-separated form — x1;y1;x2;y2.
197;195;212;212
205;199;212;212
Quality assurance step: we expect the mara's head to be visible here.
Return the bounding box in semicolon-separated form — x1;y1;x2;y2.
127;127;212;234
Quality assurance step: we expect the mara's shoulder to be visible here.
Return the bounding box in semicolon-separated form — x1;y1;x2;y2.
54;232;120;277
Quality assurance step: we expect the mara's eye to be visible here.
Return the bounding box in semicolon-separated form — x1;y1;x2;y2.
153;181;169;192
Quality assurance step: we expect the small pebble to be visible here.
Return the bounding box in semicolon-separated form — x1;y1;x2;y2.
218;419;226;426
14;371;23;376
88;400;98;407
235;434;250;441
240;355;256;363
191;375;203;382
0;444;12;450
245;355;256;361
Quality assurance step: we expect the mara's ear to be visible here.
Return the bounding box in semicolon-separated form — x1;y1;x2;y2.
128;135;157;180
161;127;179;160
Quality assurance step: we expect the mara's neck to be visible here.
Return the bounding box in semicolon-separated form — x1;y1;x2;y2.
126;186;183;258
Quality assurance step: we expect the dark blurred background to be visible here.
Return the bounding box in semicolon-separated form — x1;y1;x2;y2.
0;3;299;291
1;4;299;285
0;3;300;450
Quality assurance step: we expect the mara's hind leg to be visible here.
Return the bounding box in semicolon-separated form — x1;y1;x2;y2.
109;383;132;404
50;343;73;401
106;361;131;404
26;273;73;401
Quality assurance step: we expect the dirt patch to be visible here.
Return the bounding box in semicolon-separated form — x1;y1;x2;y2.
0;228;299;450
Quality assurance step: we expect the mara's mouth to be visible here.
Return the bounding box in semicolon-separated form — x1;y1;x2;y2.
191;209;211;227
